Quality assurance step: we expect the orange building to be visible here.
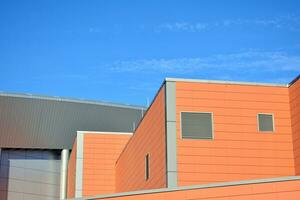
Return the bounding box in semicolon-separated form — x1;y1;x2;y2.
67;75;300;200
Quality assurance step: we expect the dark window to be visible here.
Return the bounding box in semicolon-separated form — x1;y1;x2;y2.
258;114;274;132
181;112;213;139
145;154;150;180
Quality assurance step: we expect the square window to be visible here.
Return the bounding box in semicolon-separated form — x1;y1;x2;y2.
181;112;213;139
258;114;274;132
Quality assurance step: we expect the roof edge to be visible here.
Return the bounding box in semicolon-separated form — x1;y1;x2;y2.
165;77;288;87
0;92;146;110
73;175;300;200
288;74;300;87
115;79;166;165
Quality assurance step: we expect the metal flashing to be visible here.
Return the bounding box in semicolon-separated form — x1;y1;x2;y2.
70;175;300;200
165;77;288;87
164;81;178;188
76;131;133;135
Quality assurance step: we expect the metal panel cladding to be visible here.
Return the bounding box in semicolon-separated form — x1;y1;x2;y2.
0;93;145;149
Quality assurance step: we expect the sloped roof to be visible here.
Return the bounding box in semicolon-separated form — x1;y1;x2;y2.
0;93;146;149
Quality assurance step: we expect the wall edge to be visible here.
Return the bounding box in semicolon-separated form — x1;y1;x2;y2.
75;132;84;197
165;81;178;188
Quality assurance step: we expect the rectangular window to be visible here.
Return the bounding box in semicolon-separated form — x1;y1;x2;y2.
145;154;150;180
181;112;213;139
258;113;274;132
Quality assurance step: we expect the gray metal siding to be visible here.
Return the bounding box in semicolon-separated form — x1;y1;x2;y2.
0;94;145;149
0;149;61;200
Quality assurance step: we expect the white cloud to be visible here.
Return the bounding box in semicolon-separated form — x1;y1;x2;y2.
155;15;300;32
109;51;300;76
156;22;209;32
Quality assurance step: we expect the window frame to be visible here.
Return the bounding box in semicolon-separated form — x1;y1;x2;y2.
257;113;275;133
145;153;150;181
180;111;214;140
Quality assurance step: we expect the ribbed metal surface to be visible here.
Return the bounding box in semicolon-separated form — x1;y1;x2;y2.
0;149;61;200
0;93;145;149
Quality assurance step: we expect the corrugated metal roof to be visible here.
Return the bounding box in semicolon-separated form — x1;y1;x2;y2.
0;93;146;149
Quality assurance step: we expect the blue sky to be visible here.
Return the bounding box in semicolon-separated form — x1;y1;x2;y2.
0;0;299;106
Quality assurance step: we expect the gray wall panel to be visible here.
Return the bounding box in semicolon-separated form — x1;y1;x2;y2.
165;81;178;188
6;191;23;200
0;149;61;200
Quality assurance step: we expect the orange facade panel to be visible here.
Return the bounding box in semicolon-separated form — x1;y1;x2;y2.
289;78;300;174
67;77;300;200
175;81;295;186
93;179;300;200
67;138;77;198
115;85;167;192
83;133;131;196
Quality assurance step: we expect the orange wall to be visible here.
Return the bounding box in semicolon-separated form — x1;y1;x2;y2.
82;133;131;196
67;138;77;198
115;85;166;192
289;78;300;174
176;82;295;186
94;179;300;200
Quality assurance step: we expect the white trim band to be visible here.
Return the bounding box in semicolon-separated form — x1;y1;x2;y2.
76;131;133;135
165;77;288;87
71;175;300;200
